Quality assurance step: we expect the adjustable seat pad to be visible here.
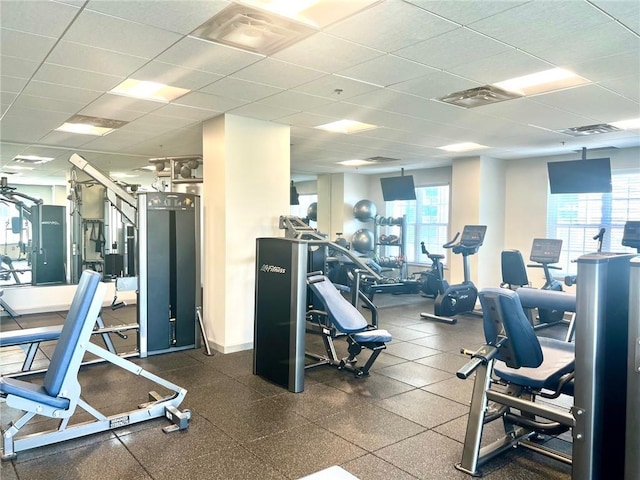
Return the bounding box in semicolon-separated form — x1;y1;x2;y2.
0;271;102;409
308;275;391;342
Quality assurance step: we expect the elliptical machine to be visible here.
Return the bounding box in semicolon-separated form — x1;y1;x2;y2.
420;225;487;324
419;242;448;298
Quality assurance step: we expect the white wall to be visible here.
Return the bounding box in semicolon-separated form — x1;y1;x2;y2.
203;114;290;353
478;156;505;288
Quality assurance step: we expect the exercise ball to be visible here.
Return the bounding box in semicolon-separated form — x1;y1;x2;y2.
353;199;377;222
351;228;374;253
307;202;318;222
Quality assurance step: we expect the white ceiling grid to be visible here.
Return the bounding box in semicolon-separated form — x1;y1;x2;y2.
0;0;638;183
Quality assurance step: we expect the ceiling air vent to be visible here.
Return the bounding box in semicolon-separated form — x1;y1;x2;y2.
558;124;622;136
437;85;522;108
367;156;401;163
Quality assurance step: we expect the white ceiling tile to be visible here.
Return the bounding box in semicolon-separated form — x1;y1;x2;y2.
256;91;334;111
600;75;640;103
0;0;79;38
337;54;439;87
172;91;244;112
404;0;529;26
590;0;640;34
0;55;42;79
277;112;336;128
151;103;219;121
531;84;640;123
12;94;86;115
63;10;182;59
233;58;325;89
479;98;594;130
130;61;223;90
37;130;98;148
395;28;511;70
22;81;103;104
522;21;639;67
326;0;458;52
273;33;384;73
47;41;148;77
0;114;69;143
569;51;640;84
199;77;283;102
448;50;553;85
0;76;29;93
228;103;299;122
80;94;164;121
85;0;231;35
156;37;263;75
389;70;479;99
74;129;146;151
291;74;380;100
33;63;124;91
125;113;200;131
468;1;610;47
0;28;57;62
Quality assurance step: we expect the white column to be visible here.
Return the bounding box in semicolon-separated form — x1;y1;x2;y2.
202;114;290;353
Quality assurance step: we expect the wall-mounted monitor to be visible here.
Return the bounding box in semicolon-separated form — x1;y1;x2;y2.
380;175;416;201
547;158;612;194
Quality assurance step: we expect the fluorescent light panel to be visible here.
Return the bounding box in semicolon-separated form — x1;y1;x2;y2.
56;115;128;136
315;119;379;134
13;155;54;164
438;142;489;152
338;159;375;166
110;79;190;102
493;68;590;96
240;0;380;28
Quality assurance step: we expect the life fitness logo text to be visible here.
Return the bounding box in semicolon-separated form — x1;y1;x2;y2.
260;264;286;274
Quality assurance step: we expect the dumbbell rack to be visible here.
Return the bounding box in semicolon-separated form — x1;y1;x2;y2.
373;215;407;279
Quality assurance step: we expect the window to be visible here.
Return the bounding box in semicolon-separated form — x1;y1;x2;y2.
385;184;450;264
547;169;640;274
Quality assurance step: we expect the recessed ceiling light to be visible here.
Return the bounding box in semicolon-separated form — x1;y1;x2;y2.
315;119;379;134
610;118;640;130
13;155;54;164
337;159;375;166
493;68;590;96
56;115;128;136
110;79;190;102
438;142;489;152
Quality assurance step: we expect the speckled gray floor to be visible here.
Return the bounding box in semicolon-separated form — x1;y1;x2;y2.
0;296;573;479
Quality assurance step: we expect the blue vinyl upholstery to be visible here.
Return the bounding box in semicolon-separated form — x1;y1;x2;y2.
308;274;391;343
479;288;543;369
0;271;102;407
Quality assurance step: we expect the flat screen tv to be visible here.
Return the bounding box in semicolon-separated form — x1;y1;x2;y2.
380;175;416;201
547;158;612;194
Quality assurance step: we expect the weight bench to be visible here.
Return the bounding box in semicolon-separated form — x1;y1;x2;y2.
455;287;575;476
306;274;392;378
0;270;190;460
0;315;138;373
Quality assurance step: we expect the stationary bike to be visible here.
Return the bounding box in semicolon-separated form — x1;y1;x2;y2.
420;225;487;324
419;242;448;298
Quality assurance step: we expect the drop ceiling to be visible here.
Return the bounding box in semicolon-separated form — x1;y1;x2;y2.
0;0;639;185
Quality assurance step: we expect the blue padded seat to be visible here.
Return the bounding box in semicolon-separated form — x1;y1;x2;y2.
479;288;574;392
308;274;391;342
0;271;102;409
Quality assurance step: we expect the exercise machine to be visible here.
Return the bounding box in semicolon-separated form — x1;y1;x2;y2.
419;242;448;298
0;270;190;460
420;225;487;324
455;287;575;476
